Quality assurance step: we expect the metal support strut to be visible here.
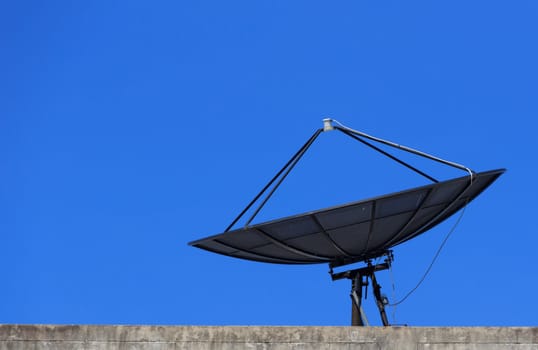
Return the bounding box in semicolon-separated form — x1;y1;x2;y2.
331;252;393;326
225;128;323;232
225;118;473;232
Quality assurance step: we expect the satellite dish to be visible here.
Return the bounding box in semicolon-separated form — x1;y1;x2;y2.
189;119;505;326
190;169;503;266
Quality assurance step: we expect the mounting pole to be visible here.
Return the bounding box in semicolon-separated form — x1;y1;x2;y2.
331;253;392;326
351;274;369;326
370;271;390;326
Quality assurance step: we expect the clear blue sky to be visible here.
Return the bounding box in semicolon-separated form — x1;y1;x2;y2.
2;1;536;326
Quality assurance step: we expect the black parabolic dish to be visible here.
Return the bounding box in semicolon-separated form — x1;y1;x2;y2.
189;169;505;267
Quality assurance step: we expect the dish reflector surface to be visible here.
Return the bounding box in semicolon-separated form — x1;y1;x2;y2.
189;169;504;266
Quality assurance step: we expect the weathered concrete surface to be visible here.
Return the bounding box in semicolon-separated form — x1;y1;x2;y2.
1;325;537;349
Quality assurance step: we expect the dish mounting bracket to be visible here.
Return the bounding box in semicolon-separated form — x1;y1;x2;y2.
330;250;393;326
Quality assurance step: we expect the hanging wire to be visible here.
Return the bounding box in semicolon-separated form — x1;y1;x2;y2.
388;261;397;323
388;201;469;307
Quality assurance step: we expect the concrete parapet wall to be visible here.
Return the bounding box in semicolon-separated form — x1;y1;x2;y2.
1;325;537;349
